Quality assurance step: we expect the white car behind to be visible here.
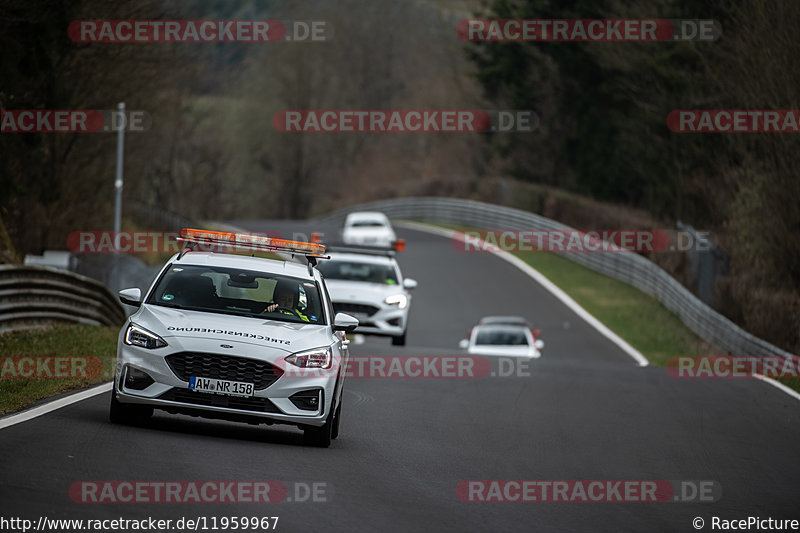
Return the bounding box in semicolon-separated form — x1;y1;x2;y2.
316;250;416;346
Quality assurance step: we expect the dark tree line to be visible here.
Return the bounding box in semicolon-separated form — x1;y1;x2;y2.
467;0;800;352
1;0;796;351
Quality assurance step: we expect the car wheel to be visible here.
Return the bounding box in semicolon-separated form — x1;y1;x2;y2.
304;409;334;448
391;331;406;346
109;391;153;425
331;401;342;440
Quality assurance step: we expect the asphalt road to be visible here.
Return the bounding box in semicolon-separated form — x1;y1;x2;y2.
1;225;799;532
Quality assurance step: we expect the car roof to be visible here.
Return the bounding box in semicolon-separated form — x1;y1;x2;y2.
474;324;531;333
478;316;529;326
173;251;316;280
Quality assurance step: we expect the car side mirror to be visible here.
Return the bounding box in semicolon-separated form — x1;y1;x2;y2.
534;339;545;350
119;288;142;307
458;339;470;349
333;312;359;333
402;278;418;290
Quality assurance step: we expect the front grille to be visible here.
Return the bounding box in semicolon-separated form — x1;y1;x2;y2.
165;352;282;390
333;302;380;316
158;388;280;413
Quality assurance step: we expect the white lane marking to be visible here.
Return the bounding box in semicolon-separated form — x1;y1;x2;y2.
395;221;649;367
752;374;800;402
0;382;111;430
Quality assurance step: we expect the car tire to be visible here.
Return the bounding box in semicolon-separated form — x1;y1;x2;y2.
109;390;153;425
391;331;406;346
304;408;334;448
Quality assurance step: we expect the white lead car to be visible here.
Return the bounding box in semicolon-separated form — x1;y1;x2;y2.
110;228;358;447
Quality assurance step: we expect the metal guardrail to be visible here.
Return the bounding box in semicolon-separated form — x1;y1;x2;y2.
0;265;126;333
316;197;796;359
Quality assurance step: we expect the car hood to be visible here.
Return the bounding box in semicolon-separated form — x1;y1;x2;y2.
325;280;404;302
132;304;332;353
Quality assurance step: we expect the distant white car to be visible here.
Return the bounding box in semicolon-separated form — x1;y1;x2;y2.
460;322;544;358
316;249;416;346
341;212;397;248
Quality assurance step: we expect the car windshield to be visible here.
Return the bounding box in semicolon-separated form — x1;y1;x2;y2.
146;264;326;325
475;327;530;346
317;260;399;285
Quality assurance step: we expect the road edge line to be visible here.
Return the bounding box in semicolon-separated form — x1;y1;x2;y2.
396;221;650;367
752;374;800;402
0;381;112;430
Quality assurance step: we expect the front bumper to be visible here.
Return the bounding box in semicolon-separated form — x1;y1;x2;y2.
333;301;408;337
113;340;338;428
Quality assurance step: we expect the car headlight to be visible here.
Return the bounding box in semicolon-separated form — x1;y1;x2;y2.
285;346;332;369
384;293;408;309
124;323;168;349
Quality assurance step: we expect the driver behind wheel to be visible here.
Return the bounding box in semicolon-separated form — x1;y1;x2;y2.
266;279;310;322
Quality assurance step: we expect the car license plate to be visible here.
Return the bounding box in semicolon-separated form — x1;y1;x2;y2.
189;376;254;397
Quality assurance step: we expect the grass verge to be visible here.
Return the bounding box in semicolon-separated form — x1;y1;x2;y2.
510;250;714;366
0;325;118;416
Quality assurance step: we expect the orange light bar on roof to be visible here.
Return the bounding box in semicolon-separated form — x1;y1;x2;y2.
179;228;326;256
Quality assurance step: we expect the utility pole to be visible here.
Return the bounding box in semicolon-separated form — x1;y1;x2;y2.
112;102;126;291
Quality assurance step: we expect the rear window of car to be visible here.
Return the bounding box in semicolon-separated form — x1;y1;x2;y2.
479;317;528;327
146;264;326;325
349;220;386;228
475;328;529;346
316;260;399;285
